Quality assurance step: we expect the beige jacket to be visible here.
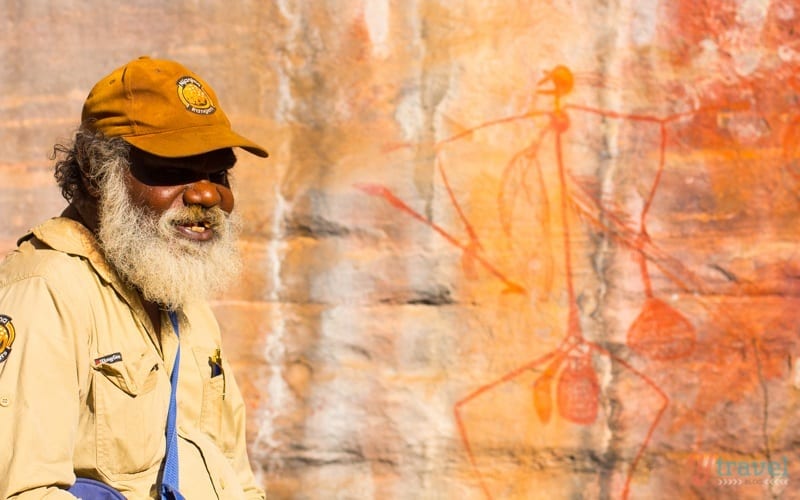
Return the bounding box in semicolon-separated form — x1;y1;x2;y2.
0;217;265;499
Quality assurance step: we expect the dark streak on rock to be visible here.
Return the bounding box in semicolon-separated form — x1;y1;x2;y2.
379;286;454;306
283;214;352;238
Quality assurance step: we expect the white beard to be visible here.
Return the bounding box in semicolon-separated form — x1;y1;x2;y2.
95;160;242;310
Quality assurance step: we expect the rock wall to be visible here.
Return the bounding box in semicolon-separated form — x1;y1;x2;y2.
2;1;800;498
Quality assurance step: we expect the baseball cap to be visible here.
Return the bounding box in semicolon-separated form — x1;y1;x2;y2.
81;56;268;158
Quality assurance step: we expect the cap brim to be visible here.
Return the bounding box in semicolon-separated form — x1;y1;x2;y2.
122;126;268;158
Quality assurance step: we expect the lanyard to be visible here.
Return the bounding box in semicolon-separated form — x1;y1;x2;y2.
161;311;185;500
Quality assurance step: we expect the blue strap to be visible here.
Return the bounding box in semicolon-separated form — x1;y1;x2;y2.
68;477;125;499
161;311;185;500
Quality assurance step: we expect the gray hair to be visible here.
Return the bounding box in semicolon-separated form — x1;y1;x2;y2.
52;125;130;204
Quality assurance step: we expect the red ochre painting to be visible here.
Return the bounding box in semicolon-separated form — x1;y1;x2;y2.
358;4;800;497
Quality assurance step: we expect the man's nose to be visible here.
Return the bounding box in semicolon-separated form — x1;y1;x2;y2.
183;180;221;207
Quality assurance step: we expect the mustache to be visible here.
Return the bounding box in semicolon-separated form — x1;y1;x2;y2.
161;205;228;230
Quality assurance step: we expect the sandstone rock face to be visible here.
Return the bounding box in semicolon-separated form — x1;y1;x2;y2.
2;1;800;498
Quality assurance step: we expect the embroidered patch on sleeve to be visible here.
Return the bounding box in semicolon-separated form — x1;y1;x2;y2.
0;315;16;363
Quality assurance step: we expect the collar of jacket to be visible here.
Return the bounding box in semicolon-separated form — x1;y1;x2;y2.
25;217;145;314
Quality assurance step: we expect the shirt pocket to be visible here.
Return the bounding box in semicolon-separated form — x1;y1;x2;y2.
92;349;168;479
193;346;236;455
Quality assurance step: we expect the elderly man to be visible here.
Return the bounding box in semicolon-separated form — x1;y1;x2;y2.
0;56;268;499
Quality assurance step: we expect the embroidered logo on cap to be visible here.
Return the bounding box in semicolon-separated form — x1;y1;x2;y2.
0;315;16;363
176;76;216;115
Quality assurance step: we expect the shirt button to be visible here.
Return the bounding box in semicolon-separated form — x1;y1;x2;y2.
0;395;10;407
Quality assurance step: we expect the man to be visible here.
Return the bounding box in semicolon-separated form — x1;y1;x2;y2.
0;56;268;499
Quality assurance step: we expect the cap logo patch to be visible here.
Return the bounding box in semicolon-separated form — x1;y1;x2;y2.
0;315;15;363
176;76;216;115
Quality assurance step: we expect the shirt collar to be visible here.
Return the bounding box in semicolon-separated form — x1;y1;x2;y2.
25;217;130;296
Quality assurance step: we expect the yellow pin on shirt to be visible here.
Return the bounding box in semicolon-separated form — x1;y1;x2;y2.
209;348;225;399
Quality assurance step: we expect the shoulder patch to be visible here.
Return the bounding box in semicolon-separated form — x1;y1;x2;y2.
0;315;15;363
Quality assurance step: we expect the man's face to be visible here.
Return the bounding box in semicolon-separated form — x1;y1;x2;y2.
126;147;237;235
95;146;242;310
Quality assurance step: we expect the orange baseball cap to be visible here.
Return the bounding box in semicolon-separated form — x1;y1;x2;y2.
81;56;268;158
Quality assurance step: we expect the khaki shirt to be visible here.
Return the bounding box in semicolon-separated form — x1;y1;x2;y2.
0;218;265;499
